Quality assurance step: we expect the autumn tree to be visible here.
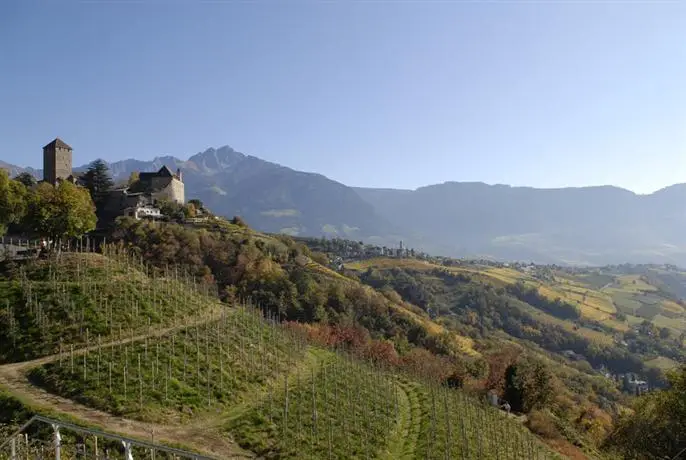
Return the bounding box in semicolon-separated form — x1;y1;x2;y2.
0;169;28;236
25;181;97;248
127;171;140;186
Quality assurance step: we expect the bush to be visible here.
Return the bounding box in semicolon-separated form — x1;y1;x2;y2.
527;410;561;440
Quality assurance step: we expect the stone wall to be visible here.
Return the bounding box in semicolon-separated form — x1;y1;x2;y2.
151;179;185;204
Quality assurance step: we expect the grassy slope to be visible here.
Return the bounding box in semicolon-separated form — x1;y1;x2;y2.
0;251;558;459
0;253;222;364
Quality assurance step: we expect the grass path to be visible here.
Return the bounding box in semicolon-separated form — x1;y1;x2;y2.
0;308;255;459
194;348;331;433
378;379;422;460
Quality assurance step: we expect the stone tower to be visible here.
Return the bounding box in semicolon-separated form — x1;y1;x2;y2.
43;138;73;184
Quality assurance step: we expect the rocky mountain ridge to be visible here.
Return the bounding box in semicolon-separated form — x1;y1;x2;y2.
5;146;686;265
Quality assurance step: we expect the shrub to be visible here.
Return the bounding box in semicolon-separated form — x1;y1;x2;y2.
527;410;561;440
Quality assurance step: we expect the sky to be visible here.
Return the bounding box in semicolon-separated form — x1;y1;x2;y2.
1;1;685;194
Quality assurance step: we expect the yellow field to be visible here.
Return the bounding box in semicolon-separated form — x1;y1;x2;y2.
387;301;480;357
305;260;350;281
483;267;527;284
485;268;618;322
612;275;657;292
345;257;438;271
652;314;686;333
646;356;680;370
661;300;686;315
515;302;615;346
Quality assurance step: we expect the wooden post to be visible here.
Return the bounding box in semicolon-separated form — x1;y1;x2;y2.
52;423;61;460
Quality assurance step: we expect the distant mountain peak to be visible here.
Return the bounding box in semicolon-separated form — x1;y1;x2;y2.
188;145;246;174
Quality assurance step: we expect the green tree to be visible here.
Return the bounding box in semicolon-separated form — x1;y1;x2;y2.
14;172;36;188
26;182;97;247
659;327;671;340
608;366;686;458
504;356;555;413
157;199;186;221
83;159;114;204
0;169;28;236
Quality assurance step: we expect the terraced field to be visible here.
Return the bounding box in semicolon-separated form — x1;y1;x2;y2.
0;252;558;459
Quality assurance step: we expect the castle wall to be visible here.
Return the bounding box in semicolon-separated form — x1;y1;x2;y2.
54;146;72;181
151;179;185;204
43;149;56;183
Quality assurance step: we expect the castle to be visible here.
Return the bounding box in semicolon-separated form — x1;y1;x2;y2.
42;137;185;221
42;138;73;184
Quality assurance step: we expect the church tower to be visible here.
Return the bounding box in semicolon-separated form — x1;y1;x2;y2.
43;138;73;184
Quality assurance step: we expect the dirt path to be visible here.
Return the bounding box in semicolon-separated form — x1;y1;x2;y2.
0;310;255;459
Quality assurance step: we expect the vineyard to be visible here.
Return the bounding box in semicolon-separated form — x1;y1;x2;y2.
0;248;559;459
0;247;221;364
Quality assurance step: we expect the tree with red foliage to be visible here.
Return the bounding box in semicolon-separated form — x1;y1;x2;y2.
363;339;399;366
484;346;522;396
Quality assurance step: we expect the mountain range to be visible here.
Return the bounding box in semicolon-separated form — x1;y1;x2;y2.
5;145;686;266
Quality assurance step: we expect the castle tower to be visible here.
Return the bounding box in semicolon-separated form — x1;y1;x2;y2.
43;138;73;184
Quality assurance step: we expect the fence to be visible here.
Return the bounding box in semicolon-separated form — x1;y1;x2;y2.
0;236;106;260
0;415;215;460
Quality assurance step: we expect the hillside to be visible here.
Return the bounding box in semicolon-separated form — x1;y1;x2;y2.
293;237;686;454
342;255;686;372
3;219;684;457
0;237;557;458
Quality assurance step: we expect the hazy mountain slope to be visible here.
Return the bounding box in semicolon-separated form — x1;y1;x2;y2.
355;182;686;265
99;146;403;243
0;161;39;178
8;146;686;265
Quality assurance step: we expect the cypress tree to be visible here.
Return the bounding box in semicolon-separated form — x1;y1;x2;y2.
83;159;114;204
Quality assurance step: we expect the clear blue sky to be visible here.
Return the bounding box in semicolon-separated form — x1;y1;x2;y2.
1;1;685;193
